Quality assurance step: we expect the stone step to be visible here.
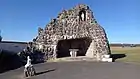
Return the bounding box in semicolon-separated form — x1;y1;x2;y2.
55;56;96;62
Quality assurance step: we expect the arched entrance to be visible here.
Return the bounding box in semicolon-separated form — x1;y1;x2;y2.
56;38;92;58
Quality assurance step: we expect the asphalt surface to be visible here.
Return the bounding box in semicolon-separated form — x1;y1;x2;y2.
0;61;140;79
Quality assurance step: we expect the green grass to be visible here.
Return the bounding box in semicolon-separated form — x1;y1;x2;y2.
111;47;140;64
48;47;140;64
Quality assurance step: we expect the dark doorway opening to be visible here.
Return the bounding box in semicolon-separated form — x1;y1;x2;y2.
56;38;92;58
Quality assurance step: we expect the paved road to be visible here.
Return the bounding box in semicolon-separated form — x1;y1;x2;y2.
0;61;140;79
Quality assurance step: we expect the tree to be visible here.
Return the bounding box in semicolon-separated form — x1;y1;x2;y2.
0;30;2;42
0;36;2;42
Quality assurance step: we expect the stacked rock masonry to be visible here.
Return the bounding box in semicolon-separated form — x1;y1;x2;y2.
33;4;111;61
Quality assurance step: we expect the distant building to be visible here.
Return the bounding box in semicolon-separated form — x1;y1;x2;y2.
0;41;27;53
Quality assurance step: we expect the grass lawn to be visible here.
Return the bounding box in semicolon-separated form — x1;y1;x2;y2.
111;47;140;64
48;47;140;64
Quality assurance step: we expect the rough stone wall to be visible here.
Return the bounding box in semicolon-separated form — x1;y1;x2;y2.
33;4;111;60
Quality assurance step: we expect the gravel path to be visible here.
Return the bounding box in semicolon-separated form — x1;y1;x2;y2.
0;61;140;79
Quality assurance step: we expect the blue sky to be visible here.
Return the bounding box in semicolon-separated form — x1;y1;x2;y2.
0;0;140;44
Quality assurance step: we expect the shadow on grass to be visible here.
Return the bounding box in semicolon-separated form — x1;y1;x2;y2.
35;69;56;76
110;54;126;62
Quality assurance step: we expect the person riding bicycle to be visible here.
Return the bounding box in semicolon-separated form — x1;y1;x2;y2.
24;56;36;77
25;56;33;68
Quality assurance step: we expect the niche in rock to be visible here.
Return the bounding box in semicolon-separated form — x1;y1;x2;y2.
79;9;86;21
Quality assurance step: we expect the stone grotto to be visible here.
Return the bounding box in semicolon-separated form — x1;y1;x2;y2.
32;4;111;61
